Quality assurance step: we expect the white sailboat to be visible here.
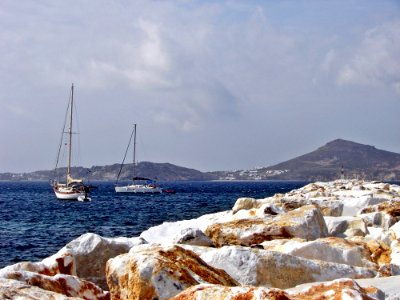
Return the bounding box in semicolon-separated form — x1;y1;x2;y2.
52;84;92;201
115;124;162;193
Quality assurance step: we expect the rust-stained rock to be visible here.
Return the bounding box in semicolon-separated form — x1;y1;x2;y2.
171;284;291;300
288;278;384;300
205;205;328;247
105;244;238;300
360;200;400;219
0;278;80;300
170;278;383;300
1;271;109;300
0;233;146;291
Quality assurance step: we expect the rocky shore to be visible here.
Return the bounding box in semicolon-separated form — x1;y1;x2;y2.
1;180;400;299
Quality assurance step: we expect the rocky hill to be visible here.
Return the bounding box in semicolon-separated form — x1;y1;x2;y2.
0;162;215;181
2;139;400;181
211;139;400;181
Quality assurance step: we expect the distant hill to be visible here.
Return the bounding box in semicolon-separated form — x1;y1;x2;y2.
2;139;400;181
212;139;400;181
0;162;215;181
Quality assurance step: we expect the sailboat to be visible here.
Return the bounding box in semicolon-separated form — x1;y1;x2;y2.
51;84;93;201
115;124;162;193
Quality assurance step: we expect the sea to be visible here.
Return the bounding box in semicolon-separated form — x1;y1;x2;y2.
0;180;308;268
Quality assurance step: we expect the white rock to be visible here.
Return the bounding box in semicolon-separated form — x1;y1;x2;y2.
140;210;233;244
182;245;376;288
324;216;368;237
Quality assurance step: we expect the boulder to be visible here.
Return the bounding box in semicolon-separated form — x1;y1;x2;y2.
2;271;109;300
105;244;238;300
0;233;146;291
140;211;232;244
183;245;376;288
171;278;383;300
360;201;400;219
232;197;260;213
205;205;328;247
0;278;79;300
173;227;214;247
360;212;396;230
261;237;376;268
324;216;368;237
171;284;290;300
287;278;384;299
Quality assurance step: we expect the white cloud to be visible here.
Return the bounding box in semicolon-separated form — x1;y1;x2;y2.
337;21;400;95
321;49;336;72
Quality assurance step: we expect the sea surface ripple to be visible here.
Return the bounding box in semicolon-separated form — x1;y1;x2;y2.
0;180;307;268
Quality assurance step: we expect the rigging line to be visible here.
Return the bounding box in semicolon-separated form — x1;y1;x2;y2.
115;126;135;185
54;89;72;177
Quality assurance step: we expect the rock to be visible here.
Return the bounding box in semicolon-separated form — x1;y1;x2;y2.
360;201;400;219
170;284;291;300
105;244;238;300
232;197;260;213
324;216;368;237
171;278;383;300
261;237;376;268
55;233;146;289
356;275;400;300
173;228;214;247
287;278;384;300
0;278;79;300
0;233;146;291
183;245;376;288
205;205;328;247
2;271;109;300
360;212;396;230
140;211;233;244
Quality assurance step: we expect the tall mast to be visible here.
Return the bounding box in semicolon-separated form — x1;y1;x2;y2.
67;84;74;181
133;123;137;180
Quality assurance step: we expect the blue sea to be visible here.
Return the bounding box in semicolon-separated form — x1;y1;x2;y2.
0;180;308;268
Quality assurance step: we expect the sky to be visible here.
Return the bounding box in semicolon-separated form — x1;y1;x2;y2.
1;0;400;173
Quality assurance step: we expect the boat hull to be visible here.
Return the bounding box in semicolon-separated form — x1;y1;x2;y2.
53;186;88;200
115;185;162;193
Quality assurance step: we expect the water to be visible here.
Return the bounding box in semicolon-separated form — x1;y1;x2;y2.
0;180;307;268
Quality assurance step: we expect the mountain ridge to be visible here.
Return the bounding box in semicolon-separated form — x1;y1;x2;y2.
2;139;400;181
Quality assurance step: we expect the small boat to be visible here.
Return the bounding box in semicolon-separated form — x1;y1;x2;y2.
115;124;162;194
51;84;94;201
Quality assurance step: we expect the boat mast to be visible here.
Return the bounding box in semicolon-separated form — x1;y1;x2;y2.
67;84;74;183
133;123;137;180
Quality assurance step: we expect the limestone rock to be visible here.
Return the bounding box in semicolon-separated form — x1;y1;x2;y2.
53;233;147;289
324;216;368;237
140;211;233;244
205;205;328;247
171;278;383;300
171;284;290;300
0;233;146;291
287;278;384;300
261;237;377;268
361;212;396;230
105;244;238;300
232;197;260;213
173;227;214;247
0;278;80;300
360;201;400;220
2;271;109;300
183;245;376;288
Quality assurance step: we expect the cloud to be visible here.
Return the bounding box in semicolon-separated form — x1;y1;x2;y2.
337;21;400;95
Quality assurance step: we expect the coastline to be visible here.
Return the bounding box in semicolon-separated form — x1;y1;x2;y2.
1;179;400;299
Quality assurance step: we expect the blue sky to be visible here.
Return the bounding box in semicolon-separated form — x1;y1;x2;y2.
1;0;400;172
